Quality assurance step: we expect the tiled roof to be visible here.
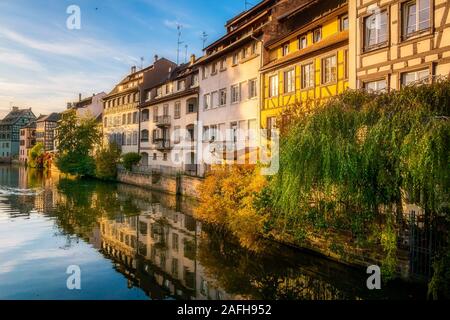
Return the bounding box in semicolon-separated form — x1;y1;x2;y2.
0;108;35;125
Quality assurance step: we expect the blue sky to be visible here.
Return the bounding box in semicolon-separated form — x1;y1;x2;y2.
0;0;252;118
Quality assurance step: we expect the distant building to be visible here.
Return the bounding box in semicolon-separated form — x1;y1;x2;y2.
36;113;60;152
103;56;177;154
0;107;36;160
140;55;199;175
19;121;36;165
67;92;106;119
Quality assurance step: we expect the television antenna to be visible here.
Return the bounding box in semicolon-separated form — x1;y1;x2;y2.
176;24;184;65
184;45;188;63
201;31;208;50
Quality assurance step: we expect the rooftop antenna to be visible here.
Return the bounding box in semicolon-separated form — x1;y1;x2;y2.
176;24;184;65
184;45;188;63
140;57;144;70
201;31;208;50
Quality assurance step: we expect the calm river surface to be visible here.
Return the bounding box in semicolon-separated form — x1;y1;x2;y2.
0;165;426;300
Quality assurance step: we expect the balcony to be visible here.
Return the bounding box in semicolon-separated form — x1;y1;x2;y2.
155;140;171;151
154;115;171;127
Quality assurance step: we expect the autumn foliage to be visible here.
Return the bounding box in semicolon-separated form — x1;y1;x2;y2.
195;164;268;249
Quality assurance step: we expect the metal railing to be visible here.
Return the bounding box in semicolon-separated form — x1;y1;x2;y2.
154;115;171;126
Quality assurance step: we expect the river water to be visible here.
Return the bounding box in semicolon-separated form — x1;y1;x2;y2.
0;165;426;300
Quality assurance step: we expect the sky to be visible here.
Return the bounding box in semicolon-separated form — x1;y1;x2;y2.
0;0;253;118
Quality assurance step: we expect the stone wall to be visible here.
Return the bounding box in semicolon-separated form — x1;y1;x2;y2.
117;169;203;198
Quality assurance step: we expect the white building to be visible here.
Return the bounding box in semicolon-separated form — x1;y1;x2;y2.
103;57;177;154
68;92;106;119
195;3;272;175
139;55;199;175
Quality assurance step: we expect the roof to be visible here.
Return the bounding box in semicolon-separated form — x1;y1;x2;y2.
37;112;60;123
23;121;36;129
105;58;177;99
0;108;36;125
225;0;273;27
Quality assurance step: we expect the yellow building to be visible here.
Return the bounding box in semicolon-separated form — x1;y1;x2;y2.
349;0;450;91
260;0;349;130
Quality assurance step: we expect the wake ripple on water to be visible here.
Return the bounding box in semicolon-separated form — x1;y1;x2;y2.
0;186;42;196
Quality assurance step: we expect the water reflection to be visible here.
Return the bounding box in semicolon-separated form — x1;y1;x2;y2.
0;166;425;300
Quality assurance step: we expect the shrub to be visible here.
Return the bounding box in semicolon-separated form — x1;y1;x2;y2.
122;152;142;171
95;142;121;180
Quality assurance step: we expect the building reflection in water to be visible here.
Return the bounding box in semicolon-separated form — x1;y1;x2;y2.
1;165;425;300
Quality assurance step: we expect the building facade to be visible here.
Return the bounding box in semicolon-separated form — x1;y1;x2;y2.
349;0;450;91
68;92;106;119
139;55;199;175
19;121;36;165
103;57;177;154
260;0;349;130
195;1;275;175
36;113;61;152
0;107;36;160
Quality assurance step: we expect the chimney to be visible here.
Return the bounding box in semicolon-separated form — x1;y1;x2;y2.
131;65;137;73
79;93;82;102
190;54;196;65
154;54;159;63
67;102;72;109
12;106;19;111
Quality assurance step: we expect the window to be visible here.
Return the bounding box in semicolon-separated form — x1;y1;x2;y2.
127;113;132;124
313;28;322;43
282;42;290;56
402;0;431;39
298;35;307;49
163;104;169;116
211;62;217;74
322;55;337;84
248;79;257;99
219;88;227;106
141;109;149;122
284;69;295;93
192;73;199;86
220;58;227;70
156;87;162;97
269;75;278;97
211;91;218;108
174;102;181;119
174;126;181;144
153;106;158;122
187;98;197;113
364;79;388;93
232;52;239;65
301;63;314;89
231;84;240;103
177;80;185;91
340;15;349;31
141;129;149;142
133;131;138;145
153;153;157;160
401;68;430;87
204;93;211;110
163;153;167;161
364;10;388;51
133;112;138;124
242;47;248;59
202;66;209;79
251;42;258;55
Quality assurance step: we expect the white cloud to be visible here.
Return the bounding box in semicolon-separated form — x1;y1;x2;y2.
163;19;192;30
0;48;44;72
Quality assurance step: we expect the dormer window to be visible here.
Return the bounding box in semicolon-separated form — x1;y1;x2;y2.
282;43;290;56
313;28;322;43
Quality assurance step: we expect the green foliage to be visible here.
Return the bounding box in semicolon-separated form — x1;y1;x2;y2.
267;81;449;245
122;152;142;171
55;109;101;177
95;142;121;180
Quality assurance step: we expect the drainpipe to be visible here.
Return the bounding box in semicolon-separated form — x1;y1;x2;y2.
137;89;141;155
251;34;265;155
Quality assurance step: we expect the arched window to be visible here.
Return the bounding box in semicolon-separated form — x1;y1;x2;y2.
141;129;149;142
132;131;138;145
141;152;149;166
